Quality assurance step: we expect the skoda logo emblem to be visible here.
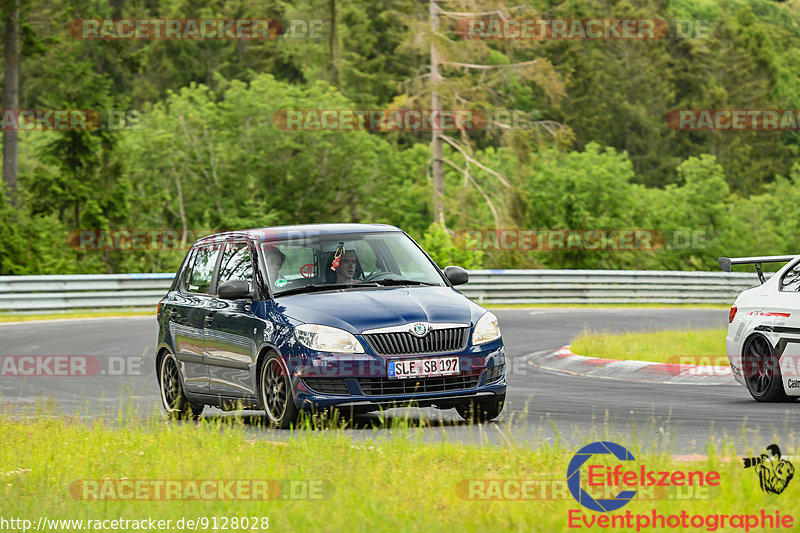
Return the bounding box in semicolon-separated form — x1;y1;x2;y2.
411;322;430;337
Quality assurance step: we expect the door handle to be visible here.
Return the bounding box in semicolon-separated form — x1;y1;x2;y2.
205;314;215;325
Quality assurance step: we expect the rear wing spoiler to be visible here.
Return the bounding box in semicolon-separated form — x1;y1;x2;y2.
718;255;797;284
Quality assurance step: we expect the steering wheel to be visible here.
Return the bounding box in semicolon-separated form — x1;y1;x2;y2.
362;271;397;282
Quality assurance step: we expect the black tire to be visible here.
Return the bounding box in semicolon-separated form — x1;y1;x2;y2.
456;394;505;423
159;352;203;419
260;353;299;429
742;335;790;402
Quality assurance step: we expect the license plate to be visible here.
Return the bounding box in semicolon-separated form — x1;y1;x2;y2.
387;357;460;379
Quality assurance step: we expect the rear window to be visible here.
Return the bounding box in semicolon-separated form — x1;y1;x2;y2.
781;262;800;291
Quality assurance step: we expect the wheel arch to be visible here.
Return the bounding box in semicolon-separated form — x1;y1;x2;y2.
741;331;775;356
155;345;174;386
255;344;288;403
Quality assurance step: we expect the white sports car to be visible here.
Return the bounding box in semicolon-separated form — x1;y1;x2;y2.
721;255;800;401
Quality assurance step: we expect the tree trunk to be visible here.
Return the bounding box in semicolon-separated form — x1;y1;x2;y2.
328;0;339;87
171;164;189;247
2;0;19;205
430;0;445;228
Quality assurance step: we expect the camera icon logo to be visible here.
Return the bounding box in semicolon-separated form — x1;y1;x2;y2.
742;444;794;495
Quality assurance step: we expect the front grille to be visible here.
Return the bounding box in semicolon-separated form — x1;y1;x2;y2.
364;327;469;355
484;364;505;384
302;378;350;396
357;374;480;396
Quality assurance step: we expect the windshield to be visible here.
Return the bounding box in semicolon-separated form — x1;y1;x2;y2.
259;231;445;296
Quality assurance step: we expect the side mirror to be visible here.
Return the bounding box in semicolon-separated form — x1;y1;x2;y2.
444;265;469;286
218;280;252;300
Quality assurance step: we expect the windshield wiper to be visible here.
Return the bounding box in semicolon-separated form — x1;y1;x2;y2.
275;282;379;297
373;278;440;287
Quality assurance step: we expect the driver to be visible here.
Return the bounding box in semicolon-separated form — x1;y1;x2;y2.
334;250;358;284
265;248;286;285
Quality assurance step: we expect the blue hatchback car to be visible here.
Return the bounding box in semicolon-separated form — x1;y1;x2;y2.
156;224;506;427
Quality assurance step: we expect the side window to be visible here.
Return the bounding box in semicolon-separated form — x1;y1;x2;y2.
282;247;314;281
263;244;314;284
217;242;254;291
186;245;221;294
781;263;800;292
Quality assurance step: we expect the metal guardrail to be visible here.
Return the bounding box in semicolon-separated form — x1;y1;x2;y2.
460;269;766;305
0;270;765;312
0;273;175;311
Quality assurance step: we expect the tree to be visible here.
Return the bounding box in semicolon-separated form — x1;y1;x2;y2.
415;0;567;229
120;75;413;235
2;0;19;204
669;0;796;193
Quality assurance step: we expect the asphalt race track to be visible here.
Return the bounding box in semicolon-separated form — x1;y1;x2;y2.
2;308;799;453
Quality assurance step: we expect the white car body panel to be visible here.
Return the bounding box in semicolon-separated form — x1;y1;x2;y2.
726;255;800;397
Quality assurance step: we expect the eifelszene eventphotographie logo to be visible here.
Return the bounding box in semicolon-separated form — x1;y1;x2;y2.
567;441;638;512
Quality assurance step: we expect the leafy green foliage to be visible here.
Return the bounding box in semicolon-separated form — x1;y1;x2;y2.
3;0;800;275
415;223;484;270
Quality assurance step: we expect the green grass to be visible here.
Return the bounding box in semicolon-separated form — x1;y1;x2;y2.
0;308;155;323
570;328;728;364
0;406;795;532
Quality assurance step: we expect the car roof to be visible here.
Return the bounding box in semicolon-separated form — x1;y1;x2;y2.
194;223;402;245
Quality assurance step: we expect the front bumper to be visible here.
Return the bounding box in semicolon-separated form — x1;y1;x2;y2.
296;385;506;412
289;343;506;411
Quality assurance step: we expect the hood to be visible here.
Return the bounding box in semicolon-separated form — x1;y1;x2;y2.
272;286;485;333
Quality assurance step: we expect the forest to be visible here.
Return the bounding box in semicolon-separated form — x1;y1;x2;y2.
1;0;800;275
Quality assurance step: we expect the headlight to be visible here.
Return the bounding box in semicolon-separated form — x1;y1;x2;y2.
472;312;501;345
295;324;365;354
